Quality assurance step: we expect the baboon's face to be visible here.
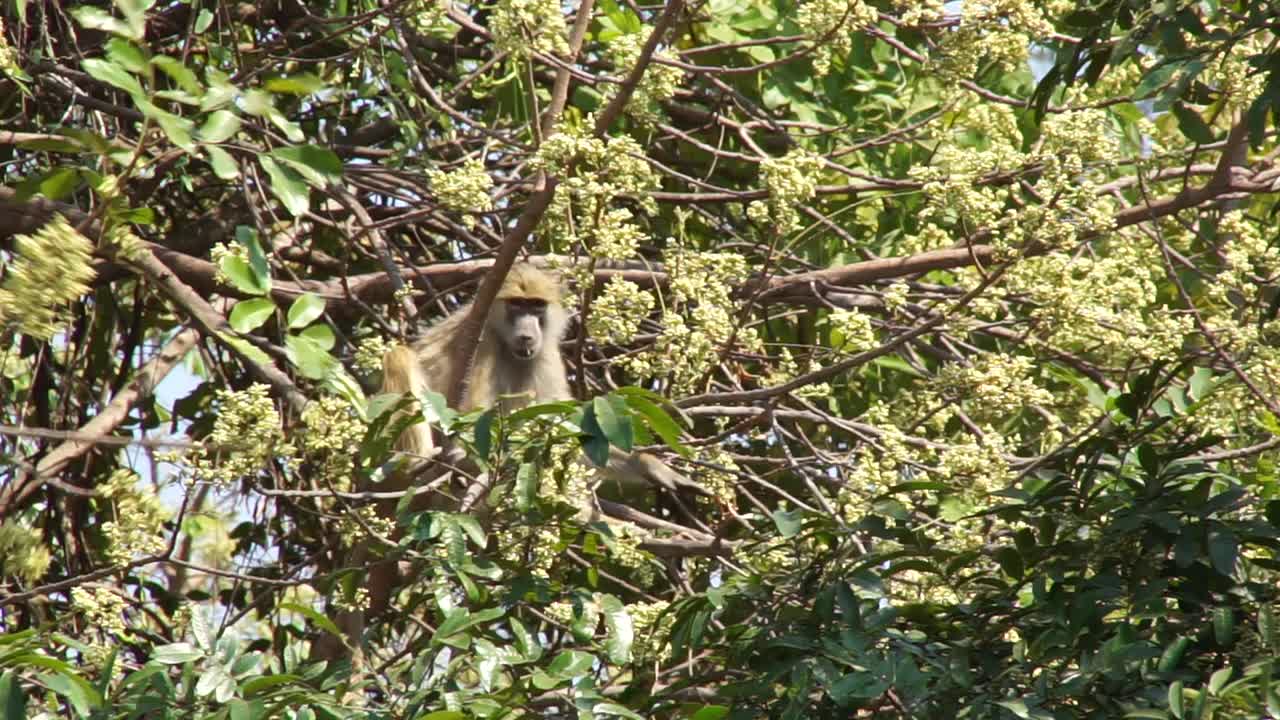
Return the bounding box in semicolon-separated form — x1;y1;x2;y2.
496;298;548;361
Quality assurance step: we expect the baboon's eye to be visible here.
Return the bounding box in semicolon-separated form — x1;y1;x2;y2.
510;298;548;317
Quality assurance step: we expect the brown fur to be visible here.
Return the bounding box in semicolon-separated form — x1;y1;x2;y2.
381;264;571;451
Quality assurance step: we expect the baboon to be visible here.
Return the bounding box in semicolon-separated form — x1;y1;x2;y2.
381;263;691;496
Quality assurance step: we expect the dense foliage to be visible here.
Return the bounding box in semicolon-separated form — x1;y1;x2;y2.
2;0;1280;717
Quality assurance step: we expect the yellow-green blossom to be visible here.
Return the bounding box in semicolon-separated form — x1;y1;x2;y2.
603;29;683;124
0;217;96;341
427;158;494;227
489;0;569;57
0;520;53;584
796;0;877;76
190;384;295;486
588;277;655;344
100;469;171;566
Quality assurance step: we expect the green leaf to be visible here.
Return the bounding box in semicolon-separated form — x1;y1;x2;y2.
259;155;310;216
152;642;205;665
418;713;466;720
205;145;240;179
996;698;1032;719
218;333;271;366
271;145;343;188
298;324;335;351
40;671;101;716
454;513;488;548
137;100;196;151
286;293;326;329
82;58;144;97
1158;636;1191;672
771;509;802;537
151;56;203;95
598;594;633;665
16;135;83;153
1212;606;1234;646
1169;680;1185;719
241;89;304;142
194;8;214;32
546;650;595;678
580;403;611;467
475;411;494;459
235;225;272;292
69;6;139;40
1207;528;1237;576
285;334;337;380
1207;667;1232;695
0;671;27;720
278;602;342;636
264;73;324;95
239;674;302;696
594;703;646;720
228;699;253;720
621;394;688;456
1188;367;1215;400
689;707;731;720
1171;102;1214;144
105;38;149;74
229;298;276;333
1259;604;1276;650
1135;61;1181;99
199;110;242;143
219;256;268;296
20;167;81;201
592;395;633;452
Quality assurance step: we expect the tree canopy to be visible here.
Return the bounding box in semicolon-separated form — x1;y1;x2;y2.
2;0;1280;717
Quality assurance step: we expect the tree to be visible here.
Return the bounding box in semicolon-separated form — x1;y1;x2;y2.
2;0;1279;716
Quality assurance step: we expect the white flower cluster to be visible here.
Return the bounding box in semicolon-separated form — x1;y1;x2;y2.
191;384;295;486
930;0;1051;80
628;599;672;661
913;101;1119;257
71;585;131;639
763;347;830;399
1005;238;1194;363
796;0;878;76
427;157;494;228
489;0;569;57
0;17;20;79
353;335;391;374
100;469;171;566
1206;33;1268;111
588;275;656;344
534;125;658;258
932;354;1054;424
340;505;395;545
0;217;96;342
621;250;759;393
406;0;456;39
301;396;366;455
546;596;604;635
695;448;740;511
882;281;909;311
910;144;1020;234
0;520;52;584
540;440;596;512
610;523;656;587
826;307;877;352
934;433;1010;499
747;148;825;234
1212;210;1278;299
603;29;683;125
